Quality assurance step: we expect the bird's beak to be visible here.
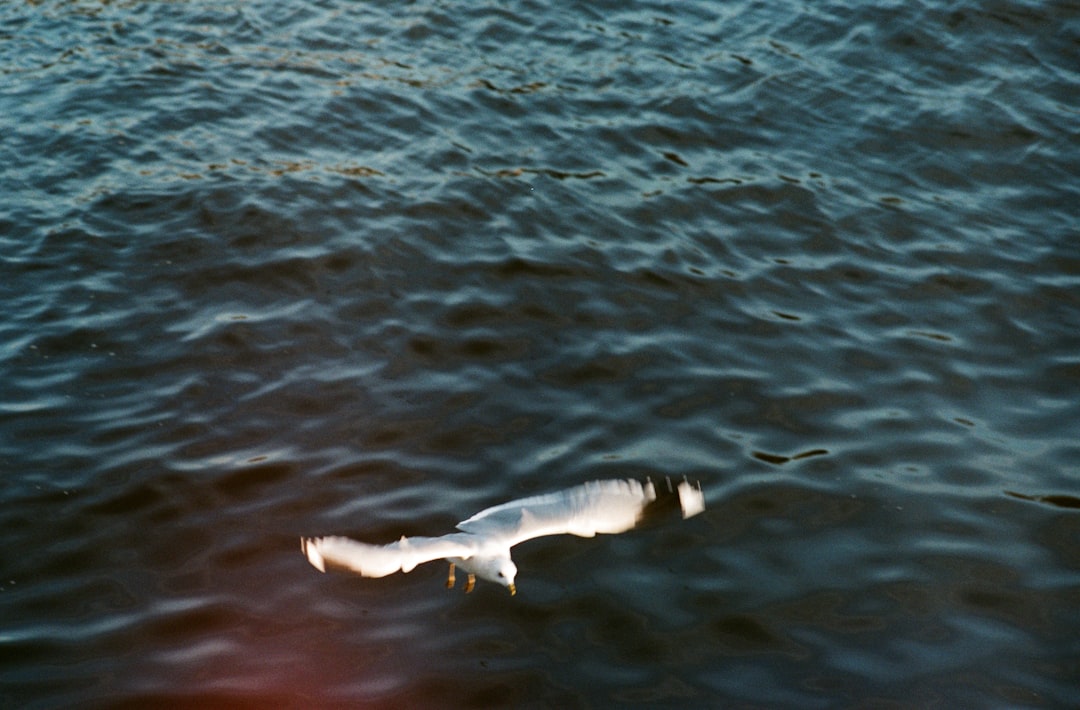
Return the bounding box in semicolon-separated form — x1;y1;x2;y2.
508;584;516;596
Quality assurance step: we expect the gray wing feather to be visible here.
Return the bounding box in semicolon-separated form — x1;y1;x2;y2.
456;478;658;547
302;534;477;577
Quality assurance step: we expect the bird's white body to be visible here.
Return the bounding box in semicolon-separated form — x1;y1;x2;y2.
301;477;704;595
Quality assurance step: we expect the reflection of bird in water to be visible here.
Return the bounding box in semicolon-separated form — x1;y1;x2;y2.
301;477;705;596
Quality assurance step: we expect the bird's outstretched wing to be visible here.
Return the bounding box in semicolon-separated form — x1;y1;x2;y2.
301;534;477;577
456;477;704;548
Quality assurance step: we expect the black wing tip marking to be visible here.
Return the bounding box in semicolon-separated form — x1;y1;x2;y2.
640;476;705;526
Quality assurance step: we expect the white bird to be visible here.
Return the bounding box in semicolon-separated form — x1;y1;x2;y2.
301;477;705;595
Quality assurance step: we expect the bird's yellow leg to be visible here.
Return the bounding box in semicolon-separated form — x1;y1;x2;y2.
465;573;476;593
446;562;456;589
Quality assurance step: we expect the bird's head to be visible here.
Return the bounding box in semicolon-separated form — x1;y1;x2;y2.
477;555;518;595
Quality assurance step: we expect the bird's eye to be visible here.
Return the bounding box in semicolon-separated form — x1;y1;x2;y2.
497;571;504;578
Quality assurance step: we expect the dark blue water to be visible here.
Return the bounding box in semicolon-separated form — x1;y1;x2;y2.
3;0;1079;707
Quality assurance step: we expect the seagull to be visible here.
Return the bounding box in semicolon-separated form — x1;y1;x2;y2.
301;477;705;595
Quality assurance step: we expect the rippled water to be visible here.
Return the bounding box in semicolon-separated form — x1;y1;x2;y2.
3;0;1079;706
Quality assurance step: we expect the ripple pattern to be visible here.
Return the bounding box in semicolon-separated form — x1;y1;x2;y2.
1;0;1078;707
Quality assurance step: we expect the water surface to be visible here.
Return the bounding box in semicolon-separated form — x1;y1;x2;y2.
2;0;1078;707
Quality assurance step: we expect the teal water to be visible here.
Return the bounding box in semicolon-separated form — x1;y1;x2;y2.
2;0;1078;706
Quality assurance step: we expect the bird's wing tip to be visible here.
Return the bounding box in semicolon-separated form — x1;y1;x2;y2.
301;537;327;572
677;480;706;519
